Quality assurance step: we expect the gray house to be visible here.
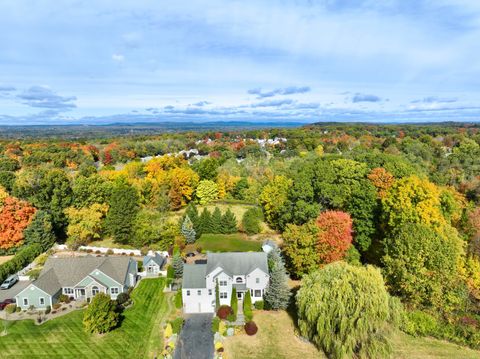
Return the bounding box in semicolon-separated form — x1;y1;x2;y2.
143;253;167;275
182;252;269;314
15;256;137;310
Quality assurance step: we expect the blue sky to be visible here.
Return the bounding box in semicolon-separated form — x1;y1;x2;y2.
1;0;480;125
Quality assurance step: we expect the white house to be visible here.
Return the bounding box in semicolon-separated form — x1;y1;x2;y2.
143;253;167;275
182;252;269;314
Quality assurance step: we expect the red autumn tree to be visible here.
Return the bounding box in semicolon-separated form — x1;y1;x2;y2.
316;211;353;264
0;197;36;249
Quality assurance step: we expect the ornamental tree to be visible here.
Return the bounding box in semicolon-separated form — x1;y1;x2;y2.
181;215;196;244
316;211;353;264
296;262;401;359
83;293;119;334
195;180;219;205
264;247;291;310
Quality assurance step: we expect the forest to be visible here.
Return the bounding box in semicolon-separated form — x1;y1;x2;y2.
1;122;480;356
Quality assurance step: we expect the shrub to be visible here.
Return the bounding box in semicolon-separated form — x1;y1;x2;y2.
217;305;233;320
241;207;263;235
45;305;51;315
174;289;183;309
211;316;220;333
106;249;114;255
53;303;61;310
227;313;236;322
167;265;174;279
5;303;16;314
170;317;184;334
244;321;258;336
254;300;264;310
86;249;93;253
219;320;227;335
83;293;119;334
15;306;21;313
164;323;173;338
58;294;70;303
129;252;135;256
116;292;130;305
243;290;253;321
402;310;439;337
230;288;238;321
0;243;43;283
95;250;101;254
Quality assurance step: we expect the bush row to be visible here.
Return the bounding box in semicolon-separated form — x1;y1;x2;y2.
0;243;43;283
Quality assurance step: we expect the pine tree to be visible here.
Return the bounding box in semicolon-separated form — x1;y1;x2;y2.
264;247;291;310
222;208;238;234
215;279;220;309
23;210;56;251
199;208;213;234
172;250;184;279
185;202;202;239
243;290;253;321
211;207;223;234
230;287;238;321
181;215;196;244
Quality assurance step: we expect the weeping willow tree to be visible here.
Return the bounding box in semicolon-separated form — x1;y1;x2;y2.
296;261;401;359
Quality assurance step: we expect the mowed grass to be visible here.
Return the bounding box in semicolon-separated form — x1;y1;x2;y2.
0;255;14;265
196;233;262;252
0;278;171;359
224;311;480;359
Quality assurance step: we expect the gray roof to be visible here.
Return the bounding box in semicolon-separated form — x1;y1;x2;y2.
206;252;268;277
143;253;166;268
34;256;132;295
182;264;207;289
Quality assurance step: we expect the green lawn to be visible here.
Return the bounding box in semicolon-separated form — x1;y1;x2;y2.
88;237;137;250
0;278;172;359
195;233;262;252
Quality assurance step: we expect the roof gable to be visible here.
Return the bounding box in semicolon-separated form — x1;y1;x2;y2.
206;252;268;277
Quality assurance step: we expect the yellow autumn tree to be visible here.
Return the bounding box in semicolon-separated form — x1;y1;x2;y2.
216;170;240;199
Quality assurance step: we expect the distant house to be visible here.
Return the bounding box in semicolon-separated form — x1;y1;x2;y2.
143;253;167;275
15;256;137;310
182;252;269;314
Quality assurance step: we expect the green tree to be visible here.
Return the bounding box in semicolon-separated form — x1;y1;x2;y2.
241;207;262;235
264;247;291;310
0;171;15;192
172;249;184;278
195;180;219;205
259;176;292;230
215;279;220;309
72;174;112;208
193;158;219;180
232;177;248;200
296;262;401;359
199;208;213;234
65;203;108;250
23;210;56;251
133;210;175;249
282;221;319;278
184;202;202;239
181;215;196;244
104;178;139;244
211;207;223;234
221;208;237;234
382;223;465;311
83;293;119;334
230;287;238;321
243;290;253;321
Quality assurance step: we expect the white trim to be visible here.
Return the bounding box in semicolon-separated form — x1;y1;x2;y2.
23;298;28;306
15;283;52;299
110;287;119;295
39;297;45;306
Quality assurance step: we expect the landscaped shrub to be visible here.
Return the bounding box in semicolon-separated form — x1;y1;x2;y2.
58;294;70;303
5;303;16;314
45;305;51;315
226;313;236;322
164;323;173;338
52;303;61;310
95;250;101;254
244;321;258;336
174;289;183;309
243;290;253;321
211;316;220;333
0;243;43;283
217;305;233;320
170;317;184;334
83;293;119;334
116;292;130;305
15;306;21;313
402;310;439;337
254;300;264;310
106;249;114;255
230;288;238;321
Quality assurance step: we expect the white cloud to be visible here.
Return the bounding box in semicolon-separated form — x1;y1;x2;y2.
112;53;125;62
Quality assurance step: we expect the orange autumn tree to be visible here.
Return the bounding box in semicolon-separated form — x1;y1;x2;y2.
0;196;36;249
368;167;394;198
316;210;353;264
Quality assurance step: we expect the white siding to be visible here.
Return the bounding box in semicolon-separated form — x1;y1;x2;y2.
182;287;215;313
246;268;269;303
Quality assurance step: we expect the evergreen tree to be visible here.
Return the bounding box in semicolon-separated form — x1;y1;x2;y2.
105;178;139;244
23;210;56;251
199;208;213;234
222;208;238;234
264;247;291;310
185;202;202;239
215;279;220;308
230;287;238;321
211;207;223;234
243;290;253;321
181;215;196;244
172;250;184;278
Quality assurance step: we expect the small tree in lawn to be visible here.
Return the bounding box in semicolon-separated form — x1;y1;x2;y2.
222;208;237;234
211;207;223;234
83;293;119;334
264;246;291;310
181;215;196;244
230;287;238;321
172;250;183;279
200;208;213;234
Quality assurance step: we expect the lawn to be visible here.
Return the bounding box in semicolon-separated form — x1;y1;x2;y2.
88;237;137;250
195;233;262;252
0;278;173;359
0;255;13;265
224;311;480;359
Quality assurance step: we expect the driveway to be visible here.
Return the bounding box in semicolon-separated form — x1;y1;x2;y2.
0;280;31;302
174;314;214;359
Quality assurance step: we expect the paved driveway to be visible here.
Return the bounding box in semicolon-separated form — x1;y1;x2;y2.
174;314;214;359
0;280;31;302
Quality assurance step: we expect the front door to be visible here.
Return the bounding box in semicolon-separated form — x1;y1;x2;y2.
76;289;85;299
237;291;243;299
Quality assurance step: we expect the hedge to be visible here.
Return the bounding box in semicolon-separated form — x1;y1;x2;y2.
0;243;43;283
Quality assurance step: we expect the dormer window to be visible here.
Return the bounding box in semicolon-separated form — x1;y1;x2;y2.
236;277;243;283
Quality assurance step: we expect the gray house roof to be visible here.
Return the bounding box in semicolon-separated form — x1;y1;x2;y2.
33;256;133;295
206;252;268;277
143;253;166;269
182;264;207;289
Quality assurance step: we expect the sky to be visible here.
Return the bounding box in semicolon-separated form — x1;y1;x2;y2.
1;0;480;125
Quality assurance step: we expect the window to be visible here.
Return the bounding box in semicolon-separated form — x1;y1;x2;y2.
92;286;99;296
236;277;243;283
197;290;201;295
186;290;190;296
219;280;227;286
23;298;28;306
255;278;260;284
208;289;212;295
220;292;227;299
39;297;45;306
64;288;74;295
110;287;119;295
255;290;262;297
